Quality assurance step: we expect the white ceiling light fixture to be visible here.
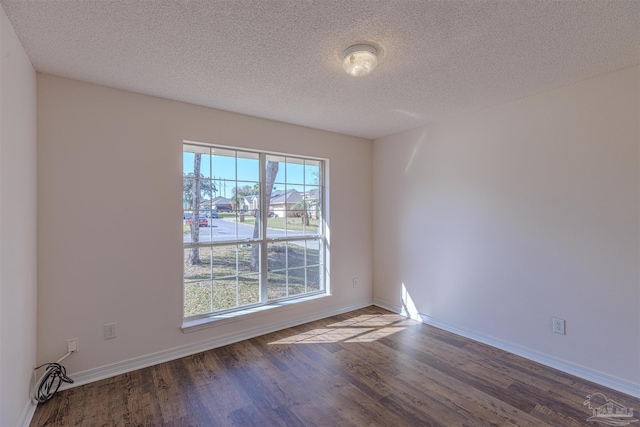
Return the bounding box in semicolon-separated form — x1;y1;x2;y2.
342;44;378;77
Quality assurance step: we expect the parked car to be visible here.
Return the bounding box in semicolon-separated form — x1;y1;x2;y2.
186;215;208;227
209;211;219;219
214;205;232;212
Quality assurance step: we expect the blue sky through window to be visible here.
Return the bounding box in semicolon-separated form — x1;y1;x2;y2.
183;145;319;199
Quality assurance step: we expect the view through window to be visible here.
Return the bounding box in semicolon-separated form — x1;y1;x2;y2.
183;143;325;319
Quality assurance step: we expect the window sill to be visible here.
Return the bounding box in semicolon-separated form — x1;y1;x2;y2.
181;293;331;333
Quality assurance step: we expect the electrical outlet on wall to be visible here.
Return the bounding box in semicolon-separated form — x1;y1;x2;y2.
552;317;565;335
67;338;78;352
104;323;117;339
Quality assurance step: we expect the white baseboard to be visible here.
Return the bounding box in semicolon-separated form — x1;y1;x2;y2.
18;399;37;427
61;299;373;391
372;300;640;399
372;299;403;315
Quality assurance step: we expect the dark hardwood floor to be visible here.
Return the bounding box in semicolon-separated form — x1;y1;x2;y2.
31;306;639;426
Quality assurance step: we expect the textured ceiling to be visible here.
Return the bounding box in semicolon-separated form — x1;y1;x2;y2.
2;1;639;139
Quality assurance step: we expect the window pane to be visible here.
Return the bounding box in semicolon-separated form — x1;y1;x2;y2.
301;211;320;236
305;160;320;185
183;247;212;282
198;179;215;207
244;193;259;212
210;220;237;242
286;158;304;185
231;185;258;240
196;218;213;243
201;204;213;217
288;272;305;296
284;213;307;237
285;186;305;220
268;272;287;300
237;244;256;274
184;281;212;317
183;215;213;243
266;155;286;184
266;215;286;239
213;181;233;202
182;178;194;210
307;266;321;292
237;152;259;181
212;149;236;181
183;178;214;211
212;245;237;278
306;240;320;266
287;242;305;269
233;181;258;212
249;212;263;239
287;184;305;193
267;242;287;271
183;144;212;178
238;274;259;306
213;278;237;311
304;185;320;213
237;215;257;240
183;151;195;176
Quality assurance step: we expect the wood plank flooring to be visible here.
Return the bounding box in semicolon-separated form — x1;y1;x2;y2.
31;306;639;426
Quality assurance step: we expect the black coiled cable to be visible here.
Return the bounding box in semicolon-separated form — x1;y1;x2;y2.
34;362;74;403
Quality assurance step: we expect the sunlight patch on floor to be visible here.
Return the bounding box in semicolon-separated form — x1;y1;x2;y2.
345;327;406;343
269;327;376;344
327;314;410;328
268;314;416;345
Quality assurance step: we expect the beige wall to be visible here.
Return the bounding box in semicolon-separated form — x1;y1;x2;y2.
0;6;38;426
373;66;640;390
37;74;373;376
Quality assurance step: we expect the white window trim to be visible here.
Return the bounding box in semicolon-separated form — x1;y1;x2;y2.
182;142;329;324
181;292;332;333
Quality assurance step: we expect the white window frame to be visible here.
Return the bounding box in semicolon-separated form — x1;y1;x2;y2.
182;142;327;323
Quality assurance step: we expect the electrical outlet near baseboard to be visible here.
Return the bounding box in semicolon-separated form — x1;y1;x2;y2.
104;323;117;340
552;317;565;335
67;338;78;353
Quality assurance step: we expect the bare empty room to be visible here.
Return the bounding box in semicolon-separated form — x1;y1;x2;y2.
0;1;638;426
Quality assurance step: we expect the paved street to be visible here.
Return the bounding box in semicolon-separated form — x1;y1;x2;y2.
184;218;318;248
183;218;257;242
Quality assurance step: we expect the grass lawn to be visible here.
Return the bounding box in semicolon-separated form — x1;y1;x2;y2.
184;243;321;317
232;215;320;233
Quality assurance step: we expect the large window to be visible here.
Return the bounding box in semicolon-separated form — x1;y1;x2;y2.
183;143;326;320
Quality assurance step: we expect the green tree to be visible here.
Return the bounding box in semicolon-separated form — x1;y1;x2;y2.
230;184;256;211
183;173;216;210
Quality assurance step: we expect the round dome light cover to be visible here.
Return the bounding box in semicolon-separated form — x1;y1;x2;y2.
343;44;378;77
